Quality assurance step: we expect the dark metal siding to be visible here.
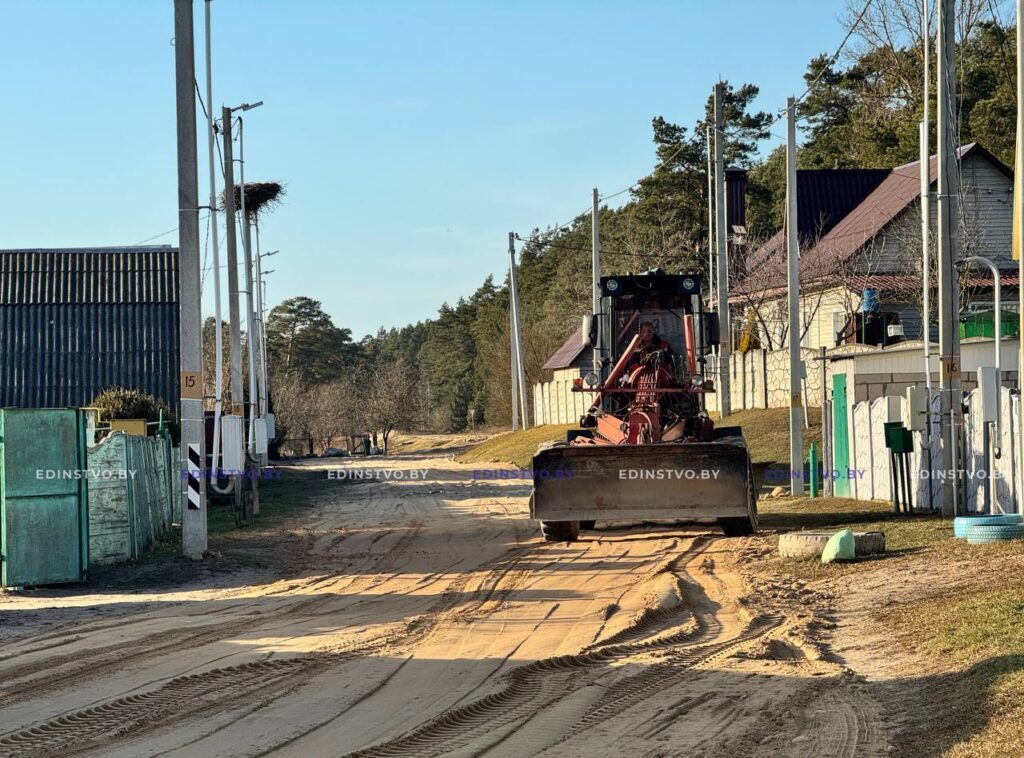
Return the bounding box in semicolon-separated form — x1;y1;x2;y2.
0;247;179;410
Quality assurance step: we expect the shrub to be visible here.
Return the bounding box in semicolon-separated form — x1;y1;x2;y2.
90;387;177;441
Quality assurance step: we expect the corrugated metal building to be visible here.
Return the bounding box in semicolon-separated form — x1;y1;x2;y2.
0;246;179;410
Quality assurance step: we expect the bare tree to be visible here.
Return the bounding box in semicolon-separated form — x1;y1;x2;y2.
366;359;417;455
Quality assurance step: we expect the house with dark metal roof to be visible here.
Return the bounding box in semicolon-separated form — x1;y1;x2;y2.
0;246;179;409
732;143;1017;351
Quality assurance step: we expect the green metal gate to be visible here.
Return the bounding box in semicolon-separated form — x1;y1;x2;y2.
0;409;89;587
832;374;851;498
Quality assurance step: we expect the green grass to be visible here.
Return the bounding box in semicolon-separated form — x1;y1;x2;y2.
754;496;953;581
896;588;1024;662
880;556;1024;757
455;424;574;469
455;408;823;471
719;407;822;466
755;495;1024;756
93;466;330;583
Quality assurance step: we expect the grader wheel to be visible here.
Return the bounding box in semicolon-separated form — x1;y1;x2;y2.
541;520;581;542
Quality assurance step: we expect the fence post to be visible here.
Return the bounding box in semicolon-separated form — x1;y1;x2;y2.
761;350;769;408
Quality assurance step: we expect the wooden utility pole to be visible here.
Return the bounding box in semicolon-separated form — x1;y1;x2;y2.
786;96;804;496
173;0;207;558
714;83;730;417
936;0;962;516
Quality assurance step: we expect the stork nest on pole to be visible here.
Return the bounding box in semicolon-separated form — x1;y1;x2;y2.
221;181;285;220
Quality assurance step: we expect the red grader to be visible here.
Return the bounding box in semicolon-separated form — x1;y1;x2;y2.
530;270;757;541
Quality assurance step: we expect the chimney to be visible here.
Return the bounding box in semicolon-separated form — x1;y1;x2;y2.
725;167;748;277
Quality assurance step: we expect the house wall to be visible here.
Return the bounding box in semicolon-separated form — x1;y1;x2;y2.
873;152;1013;272
746;286;849;353
746;151;1014;354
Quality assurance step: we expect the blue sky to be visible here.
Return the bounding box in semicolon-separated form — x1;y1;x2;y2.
0;0;852;339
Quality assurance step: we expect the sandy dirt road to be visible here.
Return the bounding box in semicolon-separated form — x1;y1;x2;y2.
0;441;891;757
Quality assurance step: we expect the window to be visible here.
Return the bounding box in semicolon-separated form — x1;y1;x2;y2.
832;311;848;342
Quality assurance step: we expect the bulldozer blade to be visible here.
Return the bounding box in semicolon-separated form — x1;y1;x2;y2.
531;441;753;523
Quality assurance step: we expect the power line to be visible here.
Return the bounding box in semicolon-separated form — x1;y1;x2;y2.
131;213;210;247
194;78;227;181
132;224;181;246
516;0;876;253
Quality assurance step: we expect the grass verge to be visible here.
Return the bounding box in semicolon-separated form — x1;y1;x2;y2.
754;496;952;582
90;466;329;586
455;407;822;472
455;424;574;469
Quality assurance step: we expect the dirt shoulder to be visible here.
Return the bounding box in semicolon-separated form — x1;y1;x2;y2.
746;495;1024;757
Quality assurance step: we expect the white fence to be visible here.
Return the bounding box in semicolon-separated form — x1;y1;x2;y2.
838;387;1022;513
533;374;591;426
535;347;826;424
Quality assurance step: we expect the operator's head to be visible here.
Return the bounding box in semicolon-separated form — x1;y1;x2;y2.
639;321;655;342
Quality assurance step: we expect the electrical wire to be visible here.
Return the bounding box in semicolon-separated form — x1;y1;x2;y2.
132;225;181;246
194;78;227;181
132;209;211;245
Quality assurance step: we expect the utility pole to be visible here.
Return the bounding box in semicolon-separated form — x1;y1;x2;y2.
508;233;529;428
238;118;259;453
920;0;935;510
786;97;804;496
714;83;731;417
222;106;244;418
255;237;275;421
203;0;224;480
706;124;715;315
510;304;520;430
1016;0;1024;516
174;0;207;558
936;0;962;516
592;188;601;374
509;232;532;426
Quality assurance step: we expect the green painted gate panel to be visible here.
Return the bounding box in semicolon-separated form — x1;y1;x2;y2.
832;375;851;498
0;409;88;587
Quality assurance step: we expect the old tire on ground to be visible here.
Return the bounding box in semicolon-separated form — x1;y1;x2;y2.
778;530;887;559
778;532;832;559
965;523;1024;544
580;520;596;530
954;514;1023;538
541;520;581;542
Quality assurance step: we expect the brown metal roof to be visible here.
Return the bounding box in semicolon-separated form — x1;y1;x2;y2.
735;144;1010;297
543;326;586;370
742;168;890;277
